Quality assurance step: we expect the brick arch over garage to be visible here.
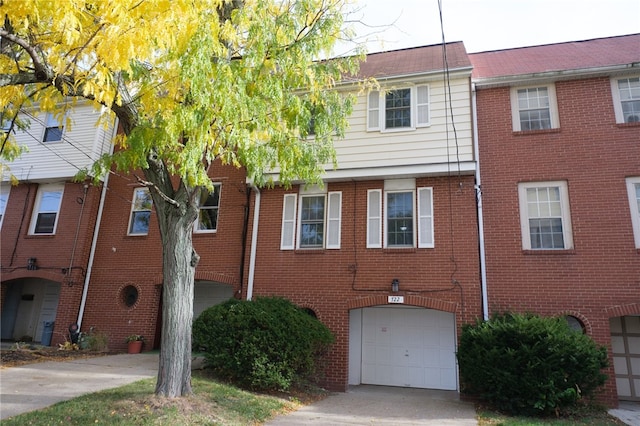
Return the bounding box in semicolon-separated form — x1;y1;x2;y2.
347;295;458;313
605;303;640;318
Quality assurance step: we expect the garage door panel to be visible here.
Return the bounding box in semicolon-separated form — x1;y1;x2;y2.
358;306;457;391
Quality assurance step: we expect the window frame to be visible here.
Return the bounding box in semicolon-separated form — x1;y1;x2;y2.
280;186;342;250
42;112;65;143
29;183;64;235
510;85;559;131
367;84;430;132
194;183;222;234
367;180;434;249
127;187;153;236
0;185;9;229
611;76;640;124
626;177;640;249
518;181;573;250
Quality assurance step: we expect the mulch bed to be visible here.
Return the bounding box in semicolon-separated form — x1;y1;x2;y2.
1;344;115;368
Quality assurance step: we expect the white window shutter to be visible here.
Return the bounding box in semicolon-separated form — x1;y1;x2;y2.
417;187;434;248
280;193;297;250
367;189;382;248
367;91;380;131
326;191;342;249
416;85;429;127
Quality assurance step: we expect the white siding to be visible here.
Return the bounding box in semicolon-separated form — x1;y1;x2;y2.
5;104;116;182
335;76;473;172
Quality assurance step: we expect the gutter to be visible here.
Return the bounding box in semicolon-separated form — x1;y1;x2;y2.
76;118;117;328
246;182;261;301
471;83;489;321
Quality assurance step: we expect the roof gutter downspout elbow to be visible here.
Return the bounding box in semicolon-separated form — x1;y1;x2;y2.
246;182;261;301
472;83;490;321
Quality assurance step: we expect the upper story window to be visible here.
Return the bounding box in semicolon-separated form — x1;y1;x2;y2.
195;183;221;233
511;85;559;131
611;77;640;124
29;183;64;235
518;181;573;250
0;185;9;229
367;179;434;249
280;185;341;250
128;187;152;235
626;177;640;249
367;85;430;132
42;113;64;142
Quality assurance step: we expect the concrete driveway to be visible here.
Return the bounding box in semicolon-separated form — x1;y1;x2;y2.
266;385;478;425
0;353;159;420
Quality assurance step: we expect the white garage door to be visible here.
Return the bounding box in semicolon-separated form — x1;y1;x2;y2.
350;306;457;390
611;316;640;401
193;281;234;320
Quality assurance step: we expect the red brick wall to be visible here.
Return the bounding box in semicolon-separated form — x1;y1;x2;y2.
1;181;102;343
476;76;640;406
80;162;248;351
245;175;482;391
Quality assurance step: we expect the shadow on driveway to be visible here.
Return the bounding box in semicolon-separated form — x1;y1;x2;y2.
265;385;478;425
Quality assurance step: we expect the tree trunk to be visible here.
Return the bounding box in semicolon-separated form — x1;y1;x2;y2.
154;207;198;397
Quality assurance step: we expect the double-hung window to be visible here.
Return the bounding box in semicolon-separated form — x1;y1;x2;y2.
280;186;342;250
518;181;573;250
43;113;64;142
367;85;430;131
627;177;640;248
128;187;152;235
30;183;64;235
367;179;434;249
611;77;640;124
0;185;9;229
195;183;222;233
511;85;559;131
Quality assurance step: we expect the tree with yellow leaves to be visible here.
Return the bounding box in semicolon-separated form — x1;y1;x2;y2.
0;0;361;397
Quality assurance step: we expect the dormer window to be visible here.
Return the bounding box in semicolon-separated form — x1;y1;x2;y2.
367;85;430;132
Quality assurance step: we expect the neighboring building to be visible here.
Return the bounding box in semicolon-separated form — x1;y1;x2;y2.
470;34;640;405
0;103;115;345
245;42;483;392
77;159;249;351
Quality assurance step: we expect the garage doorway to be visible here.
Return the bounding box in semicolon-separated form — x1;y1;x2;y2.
349;306;457;390
611;316;640;401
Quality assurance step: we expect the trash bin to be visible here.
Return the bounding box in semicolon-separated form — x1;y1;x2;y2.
41;321;54;346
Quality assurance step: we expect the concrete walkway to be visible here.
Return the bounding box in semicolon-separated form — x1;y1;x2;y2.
265;385;478;425
0;353;159;420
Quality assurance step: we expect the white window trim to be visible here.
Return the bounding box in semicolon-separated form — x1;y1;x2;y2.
0;185;9;229
367;180;434;249
367;84;430;132
611;76;640;124
626;177;640;249
366;189;382;248
518;181;573;250
127;187;152;236
384;189;417;248
280;186;342;250
41;112;66;143
29;183;64;235
194;183;222;234
510;84;560;131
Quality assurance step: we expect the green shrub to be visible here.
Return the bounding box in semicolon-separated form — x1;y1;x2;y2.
192;297;334;391
457;313;608;416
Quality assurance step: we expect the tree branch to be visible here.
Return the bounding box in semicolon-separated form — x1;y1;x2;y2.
0;28;54;82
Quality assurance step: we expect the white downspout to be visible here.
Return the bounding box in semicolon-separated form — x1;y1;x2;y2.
246;183;261;301
76;120;117;328
472;83;489;321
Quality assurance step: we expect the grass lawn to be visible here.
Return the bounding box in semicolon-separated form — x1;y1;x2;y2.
477;406;626;425
1;370;315;425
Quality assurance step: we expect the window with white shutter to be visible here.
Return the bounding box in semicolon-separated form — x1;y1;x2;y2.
280;194;297;250
367;189;382;248
326;192;342;249
417;187;434;248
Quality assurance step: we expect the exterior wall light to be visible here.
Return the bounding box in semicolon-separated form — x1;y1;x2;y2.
391;278;399;293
